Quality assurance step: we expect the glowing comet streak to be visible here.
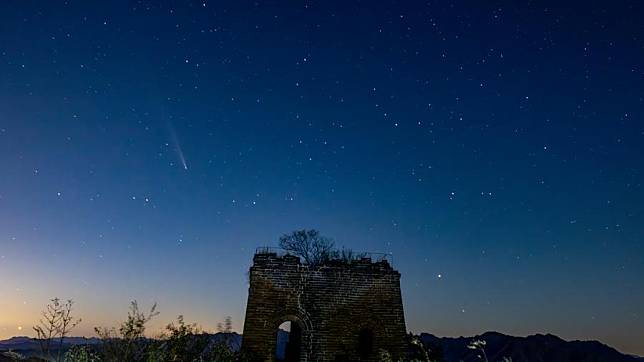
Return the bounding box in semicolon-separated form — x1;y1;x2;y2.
168;122;188;170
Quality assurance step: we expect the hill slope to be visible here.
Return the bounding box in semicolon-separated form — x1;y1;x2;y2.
2;332;641;361
420;331;642;362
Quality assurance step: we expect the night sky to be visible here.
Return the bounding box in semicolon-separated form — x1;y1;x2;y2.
1;0;643;356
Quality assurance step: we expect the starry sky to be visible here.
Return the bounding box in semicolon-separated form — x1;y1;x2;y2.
1;0;643;356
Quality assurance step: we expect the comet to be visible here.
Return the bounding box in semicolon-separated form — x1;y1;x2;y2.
167;121;188;170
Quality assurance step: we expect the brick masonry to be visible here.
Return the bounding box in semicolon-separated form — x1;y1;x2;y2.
241;251;407;361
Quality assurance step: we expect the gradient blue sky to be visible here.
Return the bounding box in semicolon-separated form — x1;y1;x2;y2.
0;0;643;356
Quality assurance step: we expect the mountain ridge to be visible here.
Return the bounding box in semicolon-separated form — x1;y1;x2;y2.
1;331;641;361
419;331;643;362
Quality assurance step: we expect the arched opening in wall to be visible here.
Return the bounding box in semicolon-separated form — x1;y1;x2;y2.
275;321;302;362
358;328;374;359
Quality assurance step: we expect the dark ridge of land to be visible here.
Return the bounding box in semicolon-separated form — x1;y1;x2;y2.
2;331;642;362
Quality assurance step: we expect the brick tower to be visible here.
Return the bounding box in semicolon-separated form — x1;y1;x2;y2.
241;249;407;361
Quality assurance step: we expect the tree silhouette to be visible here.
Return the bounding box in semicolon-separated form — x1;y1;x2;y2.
94;301;159;361
278;229;335;265
33;298;81;362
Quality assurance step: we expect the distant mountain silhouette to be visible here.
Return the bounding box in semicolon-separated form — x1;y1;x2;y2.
419;331;643;362
0;336;101;360
2;331;641;361
0;333;241;359
0;336;100;350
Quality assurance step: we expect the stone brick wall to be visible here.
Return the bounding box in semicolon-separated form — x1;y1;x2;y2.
241;252;407;361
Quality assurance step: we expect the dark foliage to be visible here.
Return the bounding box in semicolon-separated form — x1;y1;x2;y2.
88;302;245;362
278;229;335;265
32;298;81;362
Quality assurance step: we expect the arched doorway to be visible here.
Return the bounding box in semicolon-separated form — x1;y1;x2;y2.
358;328;374;359
275;320;302;362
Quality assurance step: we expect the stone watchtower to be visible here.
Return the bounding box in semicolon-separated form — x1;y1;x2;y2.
241;249;407;361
